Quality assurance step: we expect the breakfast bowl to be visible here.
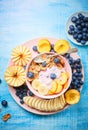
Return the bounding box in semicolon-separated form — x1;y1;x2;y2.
25;52;72;99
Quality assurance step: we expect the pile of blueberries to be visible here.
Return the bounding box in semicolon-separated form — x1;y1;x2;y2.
15;84;34;104
68;13;88;45
65;53;84;92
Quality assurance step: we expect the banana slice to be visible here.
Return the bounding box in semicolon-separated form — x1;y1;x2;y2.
23;95;66;112
65;89;80;104
11;45;31;66
38;85;49;96
32;79;41;90
4;66;25;87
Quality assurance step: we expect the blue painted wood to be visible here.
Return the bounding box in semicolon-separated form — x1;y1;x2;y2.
0;0;88;130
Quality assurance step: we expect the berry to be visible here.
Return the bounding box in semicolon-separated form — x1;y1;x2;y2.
79;80;84;85
68;30;72;35
71;16;77;23
32;46;37;51
20;99;24;104
18;94;23;99
54;58;59;64
27;72;34;78
42;61;46;67
75;58;81;64
76;38;81;43
69;25;74;30
81;40;86;45
78;34;82;39
76;69;81;73
29;91;34;96
82;28;87;32
0;79;2;84
50;73;56;79
1;100;8;107
78;13;84;20
73;34;78;39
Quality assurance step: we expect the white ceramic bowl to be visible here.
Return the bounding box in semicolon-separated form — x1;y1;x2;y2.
26;53;72;99
66;11;88;46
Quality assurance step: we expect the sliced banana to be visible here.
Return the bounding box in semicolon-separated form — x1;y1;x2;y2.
23;95;66;112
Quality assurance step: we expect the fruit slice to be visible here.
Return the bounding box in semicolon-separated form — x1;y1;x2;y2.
54;39;70;54
64;81;68;89
32;79;41;90
38;85;48;96
37;39;51;53
4;66;25;87
11;45;31;66
59;72;68;85
55;81;63;94
65;89;80;104
49;81;58;93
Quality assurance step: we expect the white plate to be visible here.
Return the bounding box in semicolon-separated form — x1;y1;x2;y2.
66;11;88;46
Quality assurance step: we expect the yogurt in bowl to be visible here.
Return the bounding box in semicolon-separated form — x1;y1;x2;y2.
26;53;72;99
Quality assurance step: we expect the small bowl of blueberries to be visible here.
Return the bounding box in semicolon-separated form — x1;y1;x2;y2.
66;11;88;46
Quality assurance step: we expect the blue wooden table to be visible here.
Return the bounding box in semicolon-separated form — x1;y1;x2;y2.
0;0;88;130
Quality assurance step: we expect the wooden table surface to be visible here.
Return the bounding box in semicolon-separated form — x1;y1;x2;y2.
0;0;88;130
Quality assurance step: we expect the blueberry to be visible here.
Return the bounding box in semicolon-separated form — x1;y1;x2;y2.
18;94;23;99
82;28;87;32
76;69;81;73
78;34;82;39
76;38;81;43
20;99;24;104
73;34;78;39
72;76;76;81
73;72;78;77
83;17;88;22
81;40;86;45
76;20;81;25
29;91;34;96
54;58;59;64
77;76;82;81
75;58;81;64
82;32;86;36
32;46;37;51
78;13;84;20
78;73;83;78
79;80;84;85
68;30;73;35
22;92;27;96
16;92;20;96
76;64;82;69
71;16;77;23
50;73;56;79
42;61;46;67
69;25;74;30
76;25;82;30
27;72;34;78
0;79;2;84
1;100;8;107
69;57;74;63
81;22;85;27
85;23;88;28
